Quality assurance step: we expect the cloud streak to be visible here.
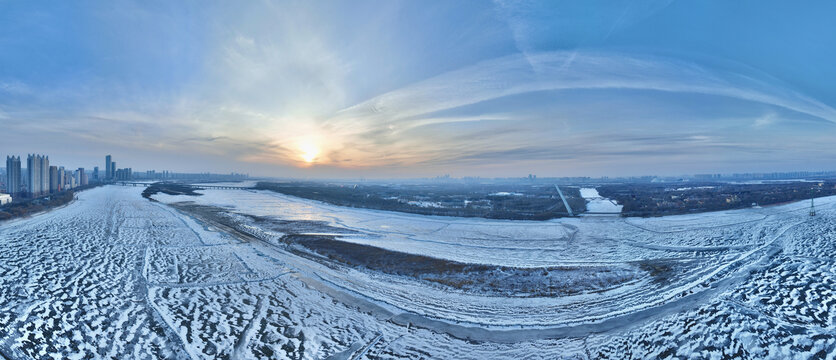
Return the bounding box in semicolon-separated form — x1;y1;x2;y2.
311;51;836;171
333;51;836;126
2;1;835;177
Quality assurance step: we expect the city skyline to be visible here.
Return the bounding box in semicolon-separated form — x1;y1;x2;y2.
1;152;250;196
1;1;836;178
1;148;836;181
1;150;833;184
1;3;836;357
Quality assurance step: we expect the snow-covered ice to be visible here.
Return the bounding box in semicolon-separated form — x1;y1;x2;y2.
1;185;836;358
580;187;623;214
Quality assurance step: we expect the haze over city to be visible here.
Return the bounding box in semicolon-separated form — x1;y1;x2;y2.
2;0;835;178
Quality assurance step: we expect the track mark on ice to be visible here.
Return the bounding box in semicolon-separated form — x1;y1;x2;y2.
350;332;383;360
147;271;293;289
231;297;267;359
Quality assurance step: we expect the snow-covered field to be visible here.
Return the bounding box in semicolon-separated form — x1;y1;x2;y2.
1;185;835;358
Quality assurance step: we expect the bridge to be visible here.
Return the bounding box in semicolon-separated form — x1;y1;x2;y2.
114;182;251;190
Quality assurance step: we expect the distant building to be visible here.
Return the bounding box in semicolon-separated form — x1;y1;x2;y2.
105;155;112;180
0;193;11;205
26;154;49;197
5;156;21;196
69;174;76;189
58;167;68;190
115;168;132;181
77;168;88;186
49;166;60;193
93;166;99;181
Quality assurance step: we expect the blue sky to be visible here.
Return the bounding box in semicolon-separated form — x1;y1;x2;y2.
1;0;834;177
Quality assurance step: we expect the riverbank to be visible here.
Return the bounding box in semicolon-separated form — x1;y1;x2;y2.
0;184;102;222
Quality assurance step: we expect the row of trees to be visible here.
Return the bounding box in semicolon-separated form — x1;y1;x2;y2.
0;184;101;221
141;182;203;200
598;181;836;216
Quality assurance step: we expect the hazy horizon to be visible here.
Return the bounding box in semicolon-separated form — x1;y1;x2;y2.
2;1;835;178
3;3;836;357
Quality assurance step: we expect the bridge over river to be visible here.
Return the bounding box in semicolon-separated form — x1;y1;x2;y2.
115;182;251;190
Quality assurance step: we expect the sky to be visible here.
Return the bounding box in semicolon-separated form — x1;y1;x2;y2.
1;0;835;178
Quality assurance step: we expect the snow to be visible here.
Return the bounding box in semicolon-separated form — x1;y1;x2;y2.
667;186;716;191
489;192;523;196
1;185;836;358
406;200;444;208
580;187;623;213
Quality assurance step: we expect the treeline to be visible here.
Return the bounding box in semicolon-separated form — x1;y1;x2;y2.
0;184;101;221
141;182;203;201
598;181;836;217
255;182;585;220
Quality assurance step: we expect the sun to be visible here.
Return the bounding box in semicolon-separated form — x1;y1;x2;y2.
299;141;320;163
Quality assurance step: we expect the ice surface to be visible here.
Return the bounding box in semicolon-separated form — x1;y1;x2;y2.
580;187;623;213
1;185;835;358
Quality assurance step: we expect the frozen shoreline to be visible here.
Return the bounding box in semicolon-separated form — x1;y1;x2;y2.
580;187;623;214
2;185;835;358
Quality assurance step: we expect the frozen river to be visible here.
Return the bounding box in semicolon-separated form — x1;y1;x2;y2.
580;187;623;214
1;185;835;358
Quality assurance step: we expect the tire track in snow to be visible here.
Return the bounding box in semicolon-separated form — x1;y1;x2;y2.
231;297;267;359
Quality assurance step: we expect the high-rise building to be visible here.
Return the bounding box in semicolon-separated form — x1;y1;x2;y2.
105;155;112;180
26;154;49;197
49;166;59;193
68;171;76;189
40;156;49;195
27;155;39;196
58;167;67;190
77;168;88;186
93;166;99;181
111;161;116;180
115;168;133;181
5;156;21;196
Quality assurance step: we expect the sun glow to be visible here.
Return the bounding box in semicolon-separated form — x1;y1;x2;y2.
299;141;320;163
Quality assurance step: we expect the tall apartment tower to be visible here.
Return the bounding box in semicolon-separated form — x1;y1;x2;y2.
105;155;112;180
77;168;88;186
93;166;99;181
58;167;66;190
40;156;49;195
5;156;21;196
26;154;49;197
26;155;39;196
49;166;59;193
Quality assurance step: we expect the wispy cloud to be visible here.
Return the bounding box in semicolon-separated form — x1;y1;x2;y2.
310;51;836;171
2;1;835;176
332;51;836;126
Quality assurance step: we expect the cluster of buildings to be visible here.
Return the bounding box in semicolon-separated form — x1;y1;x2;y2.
2;153;248;204
1;154;134;203
692;171;836;181
4;155;91;199
105;155;133;181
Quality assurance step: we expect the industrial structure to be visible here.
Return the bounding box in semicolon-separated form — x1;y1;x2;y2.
810;189;816;217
